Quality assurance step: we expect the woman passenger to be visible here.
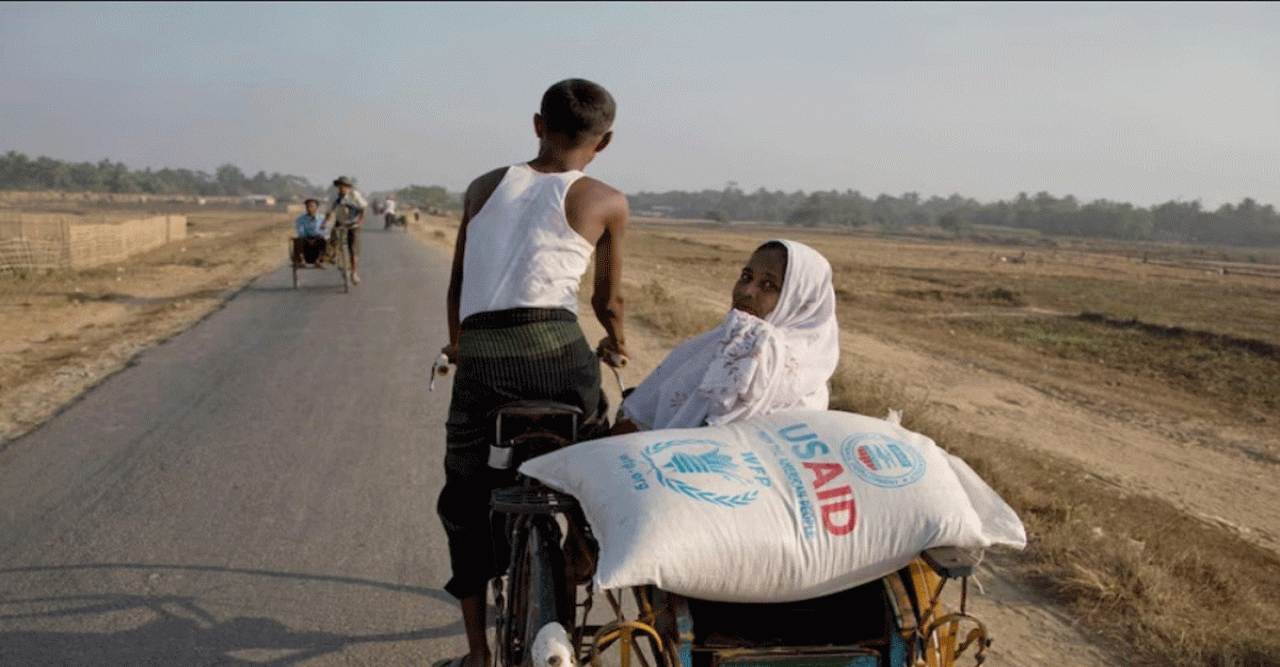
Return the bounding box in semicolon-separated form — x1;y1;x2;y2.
614;239;839;433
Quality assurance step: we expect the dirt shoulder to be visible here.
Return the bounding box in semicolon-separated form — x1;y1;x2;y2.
1;208;292;445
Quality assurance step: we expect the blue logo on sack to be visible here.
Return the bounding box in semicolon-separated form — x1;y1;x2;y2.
637;439;768;508
841;434;926;488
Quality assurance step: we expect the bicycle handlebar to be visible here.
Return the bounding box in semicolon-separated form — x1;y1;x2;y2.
430;353;451;391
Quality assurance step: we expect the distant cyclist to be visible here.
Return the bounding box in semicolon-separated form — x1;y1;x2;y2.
326;176;368;284
383;194;399;229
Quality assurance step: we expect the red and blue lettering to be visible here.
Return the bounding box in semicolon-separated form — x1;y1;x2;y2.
780;424;857;536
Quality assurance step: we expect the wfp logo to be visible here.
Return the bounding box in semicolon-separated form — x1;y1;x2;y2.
638;439;769;508
841;434;926;488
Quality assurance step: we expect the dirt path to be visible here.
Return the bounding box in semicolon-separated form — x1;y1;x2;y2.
833;320;1280;554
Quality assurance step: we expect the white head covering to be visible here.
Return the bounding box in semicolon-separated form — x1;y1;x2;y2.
622;239;840;430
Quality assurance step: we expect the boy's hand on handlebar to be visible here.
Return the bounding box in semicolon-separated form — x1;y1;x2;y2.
441;343;459;364
596;337;628;368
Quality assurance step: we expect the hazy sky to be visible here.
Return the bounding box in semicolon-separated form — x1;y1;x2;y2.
2;2;1276;208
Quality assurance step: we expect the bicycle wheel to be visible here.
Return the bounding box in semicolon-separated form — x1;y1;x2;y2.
500;514;571;667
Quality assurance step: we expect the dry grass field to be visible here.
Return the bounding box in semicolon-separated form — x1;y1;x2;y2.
616;221;1280;667
4;205;1279;666
0;205;288;442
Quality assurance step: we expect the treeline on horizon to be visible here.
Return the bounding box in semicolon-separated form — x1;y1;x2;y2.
0;151;459;211
635;185;1280;247
0;151;327;200
4;151;1278;247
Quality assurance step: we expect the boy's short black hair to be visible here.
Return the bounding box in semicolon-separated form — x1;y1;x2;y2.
304;198;319;206
540;78;616;142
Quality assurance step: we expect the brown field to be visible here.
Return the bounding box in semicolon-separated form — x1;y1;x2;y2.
4;205;1280;666
0;206;288;441
616;220;1280;667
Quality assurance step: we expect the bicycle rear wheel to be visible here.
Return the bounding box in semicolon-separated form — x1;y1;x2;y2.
499;514;571;667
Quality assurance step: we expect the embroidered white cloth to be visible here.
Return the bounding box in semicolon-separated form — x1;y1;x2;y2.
622;239;840;430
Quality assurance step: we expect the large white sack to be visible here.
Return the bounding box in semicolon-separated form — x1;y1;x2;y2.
519;409;1025;603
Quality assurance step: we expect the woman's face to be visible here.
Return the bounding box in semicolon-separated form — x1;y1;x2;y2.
732;246;787;319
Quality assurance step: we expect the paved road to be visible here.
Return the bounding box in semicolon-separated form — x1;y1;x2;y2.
0;229;468;666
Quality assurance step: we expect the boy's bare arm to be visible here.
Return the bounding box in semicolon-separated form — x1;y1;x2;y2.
565;177;629;362
589;188;630;364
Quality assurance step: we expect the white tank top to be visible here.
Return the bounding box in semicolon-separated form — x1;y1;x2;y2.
459;163;595;321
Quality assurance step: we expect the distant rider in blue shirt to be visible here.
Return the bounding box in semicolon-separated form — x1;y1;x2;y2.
292;198;328;266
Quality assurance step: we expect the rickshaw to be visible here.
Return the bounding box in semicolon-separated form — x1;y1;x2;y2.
289;234;350;292
486;400;992;667
291;205;359;292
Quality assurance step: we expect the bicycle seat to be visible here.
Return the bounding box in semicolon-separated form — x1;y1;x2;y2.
489;401;584;471
489;401;584;420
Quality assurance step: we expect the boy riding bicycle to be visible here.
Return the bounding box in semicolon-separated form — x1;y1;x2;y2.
436;78;629;667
